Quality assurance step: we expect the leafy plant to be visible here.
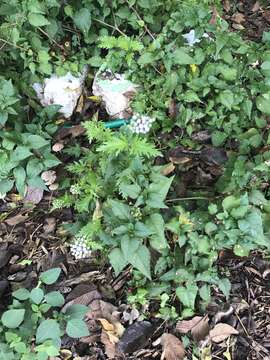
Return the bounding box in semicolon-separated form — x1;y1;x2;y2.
0;268;89;360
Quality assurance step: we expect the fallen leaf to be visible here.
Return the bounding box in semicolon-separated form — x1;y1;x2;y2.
160;333;185;360
118;321;155;354
101;330;117;359
56;125;85;140
5;214;28;226
43;218;56;234
176;316;203;334
231;12;245;24
209;6;218;25
99;318;125;344
232;23;245;30
210;323;238;343
252;1;260;12
191;316;210;342
161;163;175;176
24;186;44;204
62;290;102;312
99;318;115;332
86;300;119;324
168;99;178;119
52;143;64;152
41;170;57;186
49;183;59;191
223;0;231;12
262;10;270;24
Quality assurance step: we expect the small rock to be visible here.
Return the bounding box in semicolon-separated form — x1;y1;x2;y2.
118;321;155;353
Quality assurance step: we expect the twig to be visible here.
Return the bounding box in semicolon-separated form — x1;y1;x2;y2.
125;1;155;40
166;196;209;203
93;18;126;37
0;37;26;51
38;27;65;51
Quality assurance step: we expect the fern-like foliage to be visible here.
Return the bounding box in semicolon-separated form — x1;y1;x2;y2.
84;121;111;143
98;36;143;52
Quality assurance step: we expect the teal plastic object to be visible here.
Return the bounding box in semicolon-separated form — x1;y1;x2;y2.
104;118;130;129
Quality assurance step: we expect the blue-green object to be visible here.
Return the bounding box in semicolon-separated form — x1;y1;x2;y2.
104;119;130;129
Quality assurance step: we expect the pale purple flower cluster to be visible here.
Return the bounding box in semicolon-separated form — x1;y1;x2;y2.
70;235;92;260
129;114;155;134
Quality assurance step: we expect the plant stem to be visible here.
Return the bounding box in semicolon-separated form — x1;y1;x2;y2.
166;196;209;202
93;18;126;37
0;38;26;51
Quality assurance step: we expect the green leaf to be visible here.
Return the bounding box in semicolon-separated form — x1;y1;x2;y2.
40;268;61;285
30;288;44;304
230;206;249;219
138;52;155;66
173;48;193;65
256;93;270;115
212;131;227;147
222;195;240;211
10;146;32;162
146;175;174;208
73;8;91;33
107;199;131;220
199;284;211;303
119;183;141;199
27;176;47;190
109;248;127;275
217;278;231;299
130;244;151;280
233;244;250;257
218;90;234;109
25;135;49;149
146;213;168;252
176;283;198;309
121;237;140;262
45;291;65;307
0;180;14;194
12;288;30;301
1;309;25;328
66;319;89;338
26;158;44;178
28;13;50;27
36;319;60;344
65;304;89;319
13;166;26;196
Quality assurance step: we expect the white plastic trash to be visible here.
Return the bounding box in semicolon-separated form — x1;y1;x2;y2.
92;70;138;119
33;68;87;118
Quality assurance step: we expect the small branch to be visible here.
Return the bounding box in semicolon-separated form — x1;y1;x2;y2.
93;18;127;37
166;197;209;203
38;27;65;51
125;1;155;40
0;38;26;51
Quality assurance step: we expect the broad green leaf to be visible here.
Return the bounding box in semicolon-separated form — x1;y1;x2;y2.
173;48;193;65
107;199;131;220
147;175;174;208
0;180;14;194
36;319;60;344
218;90;234;109
109;248;127;275
10;146;32;162
222;195;240;211
26;158;44;178
121;237;140;262
30;288;44;304
138;52;155;66
1;309;25;328
28;13;50;27
230;206;249;219
25;135;49;149
12;288;30;301
256;93;270;115
233;244;249;257
65;304;89;319
146;213;168;251
176;284;198;309
73;8;91;33
218;278;231;299
40;268;61;285
249;189;267;205
13;166;26;196
45;291;65;307
66;319;89;338
119;183;141;199
130;244;151;279
212;131;227;147
199;284;211;302
27;176;47;190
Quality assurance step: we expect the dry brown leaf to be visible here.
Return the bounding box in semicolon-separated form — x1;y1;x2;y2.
52;143;64;152
99;318;115;332
176;316;203;334
231;12;245;24
101;330;117;359
43;217;56;234
191;316;210;342
262;10;270;23
62;290;102;312
41;170;57;186
252;1;261;12
161;163;175;176
209;6;218;25
24;186;43;205
49;183;59;191
160;334;185;360
223;0;231;12
210;323;239;343
5;214;28;226
232;23;245;30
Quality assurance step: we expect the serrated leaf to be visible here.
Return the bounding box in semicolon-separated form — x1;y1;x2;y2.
176;283;198;309
146;213;168;252
109;248;127;276
28;13;50;27
73;8;91;33
173;48;193;64
130;244;151;280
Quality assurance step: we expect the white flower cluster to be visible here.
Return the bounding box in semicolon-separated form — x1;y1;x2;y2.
70;235;92;260
129;113;155;134
70;184;80;195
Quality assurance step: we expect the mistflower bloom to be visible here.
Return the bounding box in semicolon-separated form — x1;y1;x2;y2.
129;113;155;134
70;184;80;195
70;235;92;260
